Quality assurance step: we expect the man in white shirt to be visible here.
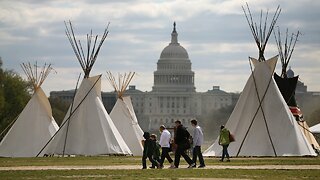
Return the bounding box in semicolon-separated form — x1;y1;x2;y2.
191;119;205;168
159;125;174;168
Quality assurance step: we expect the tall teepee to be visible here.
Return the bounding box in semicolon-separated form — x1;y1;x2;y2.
44;21;131;156
106;71;144;156
0;62;59;157
203;57;316;156
204;4;316;157
274;27;319;150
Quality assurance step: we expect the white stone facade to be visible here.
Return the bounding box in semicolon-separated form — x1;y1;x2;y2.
135;22;231;131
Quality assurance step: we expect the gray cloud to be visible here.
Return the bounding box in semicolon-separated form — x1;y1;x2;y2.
0;0;320;94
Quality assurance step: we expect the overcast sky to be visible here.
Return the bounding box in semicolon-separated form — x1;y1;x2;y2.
1;0;319;95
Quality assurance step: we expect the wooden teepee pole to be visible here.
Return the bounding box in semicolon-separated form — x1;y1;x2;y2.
106;71;135;99
242;3;281;61
20;62;54;92
65;21;110;78
274;26;300;78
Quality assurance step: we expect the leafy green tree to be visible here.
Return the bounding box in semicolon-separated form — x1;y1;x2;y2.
299;96;320;126
308;106;320;126
0;59;4;115
200;103;236;142
49;97;69;126
0;58;31;139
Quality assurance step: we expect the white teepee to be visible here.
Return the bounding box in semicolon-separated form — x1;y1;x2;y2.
45;75;131;155
43;21;131;156
310;123;320;133
107;72;144;156
203;57;316;156
203;4;315;157
0;62;59;157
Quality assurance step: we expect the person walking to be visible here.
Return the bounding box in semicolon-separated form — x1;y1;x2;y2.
219;125;231;162
173;120;195;168
142;132;160;169
190;119;205;168
149;134;161;168
159;125;174;168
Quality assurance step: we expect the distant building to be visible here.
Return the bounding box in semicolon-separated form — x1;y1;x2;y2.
50;23;234;131
286;66;320;108
50;24;320;132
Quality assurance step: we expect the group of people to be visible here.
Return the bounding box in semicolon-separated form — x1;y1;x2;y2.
142;120;233;169
142;119;233;169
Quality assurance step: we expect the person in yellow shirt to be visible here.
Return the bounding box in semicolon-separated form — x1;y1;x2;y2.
219;125;230;162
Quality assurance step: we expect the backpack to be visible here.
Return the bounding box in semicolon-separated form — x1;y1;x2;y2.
183;127;191;149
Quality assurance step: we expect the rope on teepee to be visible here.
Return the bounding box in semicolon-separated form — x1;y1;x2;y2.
298;122;320;139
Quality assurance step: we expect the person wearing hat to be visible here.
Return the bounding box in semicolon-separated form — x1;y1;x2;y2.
142;132;160;169
159;125;174;168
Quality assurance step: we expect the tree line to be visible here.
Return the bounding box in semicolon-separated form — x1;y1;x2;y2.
0;58;67;140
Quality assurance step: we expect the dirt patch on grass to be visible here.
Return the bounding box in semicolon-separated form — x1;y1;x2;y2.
1;164;320;171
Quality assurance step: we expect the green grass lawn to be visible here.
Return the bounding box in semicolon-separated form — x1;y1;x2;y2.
1;169;319;180
0;156;319;167
0;156;319;179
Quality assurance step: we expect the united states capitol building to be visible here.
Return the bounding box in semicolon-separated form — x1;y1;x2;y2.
50;23;235;131
51;23;319;133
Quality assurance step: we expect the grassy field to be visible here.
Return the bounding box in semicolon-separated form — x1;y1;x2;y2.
0;156;319;179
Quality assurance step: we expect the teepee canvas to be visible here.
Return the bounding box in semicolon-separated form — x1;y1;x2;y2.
0;62;59;157
107;72;144;156
273;27;319;150
204;4;316;157
310;123;320;133
203;57;316;156
43;21;131;156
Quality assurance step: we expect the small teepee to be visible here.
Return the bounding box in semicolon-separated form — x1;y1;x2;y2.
274;27;319;150
43;21;131;156
204;4;316;157
0;62;59;157
106;71;144;156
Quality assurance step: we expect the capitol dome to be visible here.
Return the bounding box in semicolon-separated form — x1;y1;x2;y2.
160;44;189;59
159;22;189;60
152;22;195;92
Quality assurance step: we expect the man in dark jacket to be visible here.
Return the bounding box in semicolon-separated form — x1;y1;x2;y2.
142;132;160;169
173;120;195;168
